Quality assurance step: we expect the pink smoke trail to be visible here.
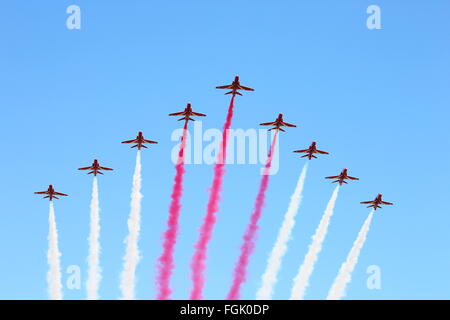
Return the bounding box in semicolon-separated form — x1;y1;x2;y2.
226;131;279;300
157;121;189;300
190;95;235;300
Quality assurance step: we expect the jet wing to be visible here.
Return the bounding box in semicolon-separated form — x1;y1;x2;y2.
34;191;48;194
78;166;92;170
381;201;393;205
143;139;158;144
216;85;233;89
325;175;340;179
316;150;329;154
260;121;277;126
293;149;309;153
360;201;374;204
347;176;359;180
240;85;254;91
169;111;185;116
54;192;68;196
281;121;297;127
122;139;138;144
99;166;113;171
191;111;206;117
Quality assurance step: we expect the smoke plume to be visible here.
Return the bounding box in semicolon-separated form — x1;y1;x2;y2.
327;211;374;300
226;131;278;300
120;152;143;299
157;122;188;299
190;95;235;300
256;163;308;300
47;202;63;300
86;177;101;299
290;186;340;300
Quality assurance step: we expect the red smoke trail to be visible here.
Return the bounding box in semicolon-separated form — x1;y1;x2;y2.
226;131;278;300
156;121;189;300
190;95;235;300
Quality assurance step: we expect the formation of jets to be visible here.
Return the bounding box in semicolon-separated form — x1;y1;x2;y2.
78;159;113;176
34;75;393;210
36;131;159;201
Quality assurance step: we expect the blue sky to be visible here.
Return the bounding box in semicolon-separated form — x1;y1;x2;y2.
0;1;449;299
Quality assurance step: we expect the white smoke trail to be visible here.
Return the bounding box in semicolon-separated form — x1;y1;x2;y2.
120;151;143;299
86;177;101;299
290;186;340;300
327;211;374;300
256;164;308;300
47;202;63;300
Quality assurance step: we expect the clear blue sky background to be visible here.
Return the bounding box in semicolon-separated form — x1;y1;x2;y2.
0;1;449;300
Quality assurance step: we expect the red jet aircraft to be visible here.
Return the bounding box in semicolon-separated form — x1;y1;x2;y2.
325;168;359;185
216;76;254;96
360;194;393;210
122;131;158;150
78;159;113;176
34;185;68;201
293;141;329;160
169;103;206;122
260;113;297;132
